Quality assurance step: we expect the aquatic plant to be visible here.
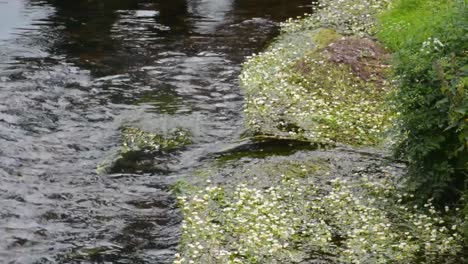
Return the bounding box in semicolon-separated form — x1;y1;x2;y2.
121;127;192;154
281;0;392;36
240;0;396;147
174;166;463;263
240;27;392;146
97;127;192;174
174;1;467;263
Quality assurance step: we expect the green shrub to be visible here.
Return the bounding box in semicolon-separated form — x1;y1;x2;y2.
376;0;467;204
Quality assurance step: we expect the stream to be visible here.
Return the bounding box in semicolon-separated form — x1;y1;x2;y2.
0;0;315;263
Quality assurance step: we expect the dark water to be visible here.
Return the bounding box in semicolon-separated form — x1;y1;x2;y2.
0;0;314;263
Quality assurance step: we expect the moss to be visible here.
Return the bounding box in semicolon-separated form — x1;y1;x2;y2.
171;180;196;196
312;28;341;50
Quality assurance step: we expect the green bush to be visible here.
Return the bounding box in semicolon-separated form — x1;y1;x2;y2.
376;0;467;204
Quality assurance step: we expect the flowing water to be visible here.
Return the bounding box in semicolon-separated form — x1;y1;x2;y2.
0;0;315;263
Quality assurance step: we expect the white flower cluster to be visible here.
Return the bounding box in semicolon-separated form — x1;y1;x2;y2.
240;0;394;146
420;37;445;53
174;171;462;263
281;0;392;36
240;29;391;146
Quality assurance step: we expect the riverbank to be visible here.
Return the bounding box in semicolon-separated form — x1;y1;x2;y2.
173;0;465;263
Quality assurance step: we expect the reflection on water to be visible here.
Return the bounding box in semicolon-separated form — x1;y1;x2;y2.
0;0;24;40
188;0;233;33
0;0;314;263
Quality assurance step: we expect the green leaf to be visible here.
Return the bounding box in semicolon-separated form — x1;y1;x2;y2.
452;103;468;115
435;97;449;108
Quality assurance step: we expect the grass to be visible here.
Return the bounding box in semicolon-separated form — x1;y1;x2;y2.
376;0;462;51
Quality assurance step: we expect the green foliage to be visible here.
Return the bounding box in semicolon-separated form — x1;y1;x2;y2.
376;0;468;203
376;0;462;51
462;191;468;241
172;1;468;262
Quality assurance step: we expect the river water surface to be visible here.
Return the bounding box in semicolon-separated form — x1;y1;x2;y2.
0;0;314;263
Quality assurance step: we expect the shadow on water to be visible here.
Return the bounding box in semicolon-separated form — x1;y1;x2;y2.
203;137;320;164
0;0;315;263
27;0;191;77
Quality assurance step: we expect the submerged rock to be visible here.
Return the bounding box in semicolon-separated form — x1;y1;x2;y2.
98;127;193;174
121;127;192;154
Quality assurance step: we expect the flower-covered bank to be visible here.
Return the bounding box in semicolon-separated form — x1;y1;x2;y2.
174;153;463;263
241;1;393;146
173;0;466;263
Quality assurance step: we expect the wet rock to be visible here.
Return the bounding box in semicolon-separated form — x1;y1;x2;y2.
99;127;193;174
